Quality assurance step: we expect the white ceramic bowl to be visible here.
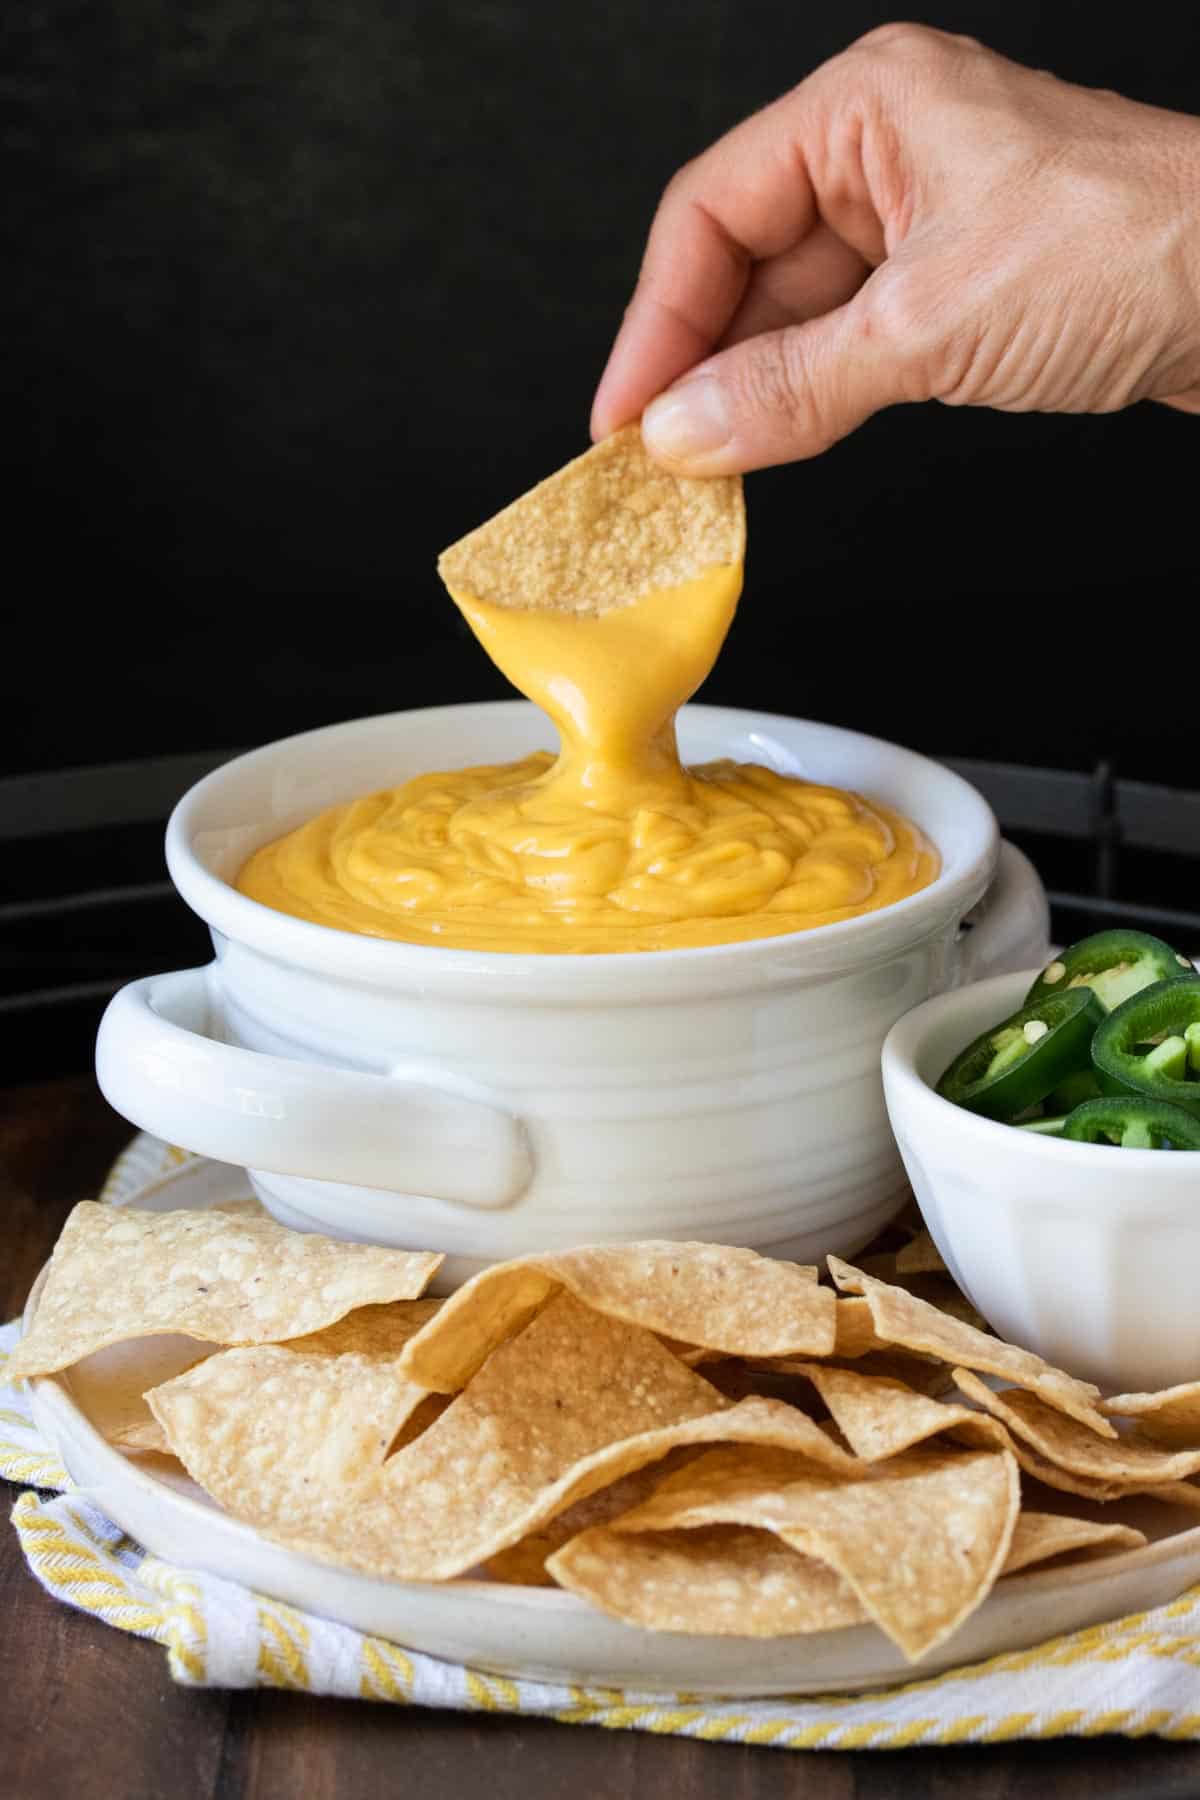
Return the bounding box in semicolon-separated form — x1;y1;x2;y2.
882;968;1200;1395
96;702;1049;1282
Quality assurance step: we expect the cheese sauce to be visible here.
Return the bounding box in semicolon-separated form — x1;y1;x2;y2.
237;560;939;953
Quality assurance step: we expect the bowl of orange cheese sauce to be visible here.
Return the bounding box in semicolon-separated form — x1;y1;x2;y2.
95;430;1048;1279
238;540;938;955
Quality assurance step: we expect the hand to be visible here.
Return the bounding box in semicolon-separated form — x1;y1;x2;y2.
591;25;1200;473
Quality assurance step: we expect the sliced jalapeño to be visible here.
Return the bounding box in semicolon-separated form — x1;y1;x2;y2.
937;988;1104;1121
1025;930;1193;1015
1091;975;1200;1119
1061;1096;1200;1150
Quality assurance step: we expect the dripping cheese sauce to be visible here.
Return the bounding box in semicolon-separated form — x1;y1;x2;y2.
237;558;939;953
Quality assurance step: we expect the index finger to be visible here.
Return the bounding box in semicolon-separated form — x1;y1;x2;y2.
590;84;827;439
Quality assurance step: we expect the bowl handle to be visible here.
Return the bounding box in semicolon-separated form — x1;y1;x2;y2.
958;839;1050;984
95;967;534;1211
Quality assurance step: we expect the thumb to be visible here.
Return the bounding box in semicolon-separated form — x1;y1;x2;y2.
640;287;909;474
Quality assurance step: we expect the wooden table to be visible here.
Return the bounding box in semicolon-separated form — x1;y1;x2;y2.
4;1076;1200;1800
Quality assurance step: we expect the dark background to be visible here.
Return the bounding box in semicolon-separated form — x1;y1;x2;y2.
4;0;1198;782
3;1;1200;1076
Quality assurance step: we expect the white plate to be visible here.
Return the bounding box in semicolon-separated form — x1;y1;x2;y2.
25;1158;1200;1697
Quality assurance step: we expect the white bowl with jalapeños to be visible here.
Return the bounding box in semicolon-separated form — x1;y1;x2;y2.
882;931;1200;1392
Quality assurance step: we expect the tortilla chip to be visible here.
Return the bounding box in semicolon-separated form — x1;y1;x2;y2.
895;1230;947;1276
1001;1512;1147;1576
146;1338;435;1536
109;1416;171;1454
142;1303;449;1497
10;1203;442;1380
657;1337;730;1367
917;1282;991;1336
388;1392;453;1453
397;1243;834;1393
550;1525;870;1636
832;1296;890;1359
842;1352;958;1400
257;1292;724;1577
266;1301;862;1583
550;1503;1146;1626
953;1371;1200;1485
827;1257;1114;1438
1138;1483;1200;1509
1102;1383;1200;1447
437;425;744;617
384;1302;862;1582
785;1363;1008;1462
110;1301;442;1463
554;1440;1020;1661
699;1359;792;1405
280;1299;442;1358
485;1451;706;1587
763;1330;955;1399
1010;1442;1200;1507
849;1265;988;1326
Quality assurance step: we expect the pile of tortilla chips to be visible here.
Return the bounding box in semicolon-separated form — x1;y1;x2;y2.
13;1199;1199;1665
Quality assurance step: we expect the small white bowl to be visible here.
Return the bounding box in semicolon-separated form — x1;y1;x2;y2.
882;969;1200;1395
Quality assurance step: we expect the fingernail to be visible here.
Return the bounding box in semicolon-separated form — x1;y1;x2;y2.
642;375;732;467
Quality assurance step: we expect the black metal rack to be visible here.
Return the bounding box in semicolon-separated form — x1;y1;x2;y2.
3;750;1199;1087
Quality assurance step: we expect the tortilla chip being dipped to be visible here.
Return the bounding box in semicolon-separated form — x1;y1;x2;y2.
437;423;744;619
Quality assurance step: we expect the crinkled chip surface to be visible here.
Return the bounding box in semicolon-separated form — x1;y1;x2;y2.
269;1303;861;1582
546;1501;1135;1638
1103;1381;1200;1447
1001;1511;1146;1575
10;1203;442;1379
109;1415;172;1454
552;1439;1020;1662
147;1342;434;1536
786;1363;1007;1462
485;1452;705;1587
827;1257;1113;1438
550;1525;870;1638
544;1500;1148;1634
437;425;744;617
398;1242;832;1393
954;1370;1200;1484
